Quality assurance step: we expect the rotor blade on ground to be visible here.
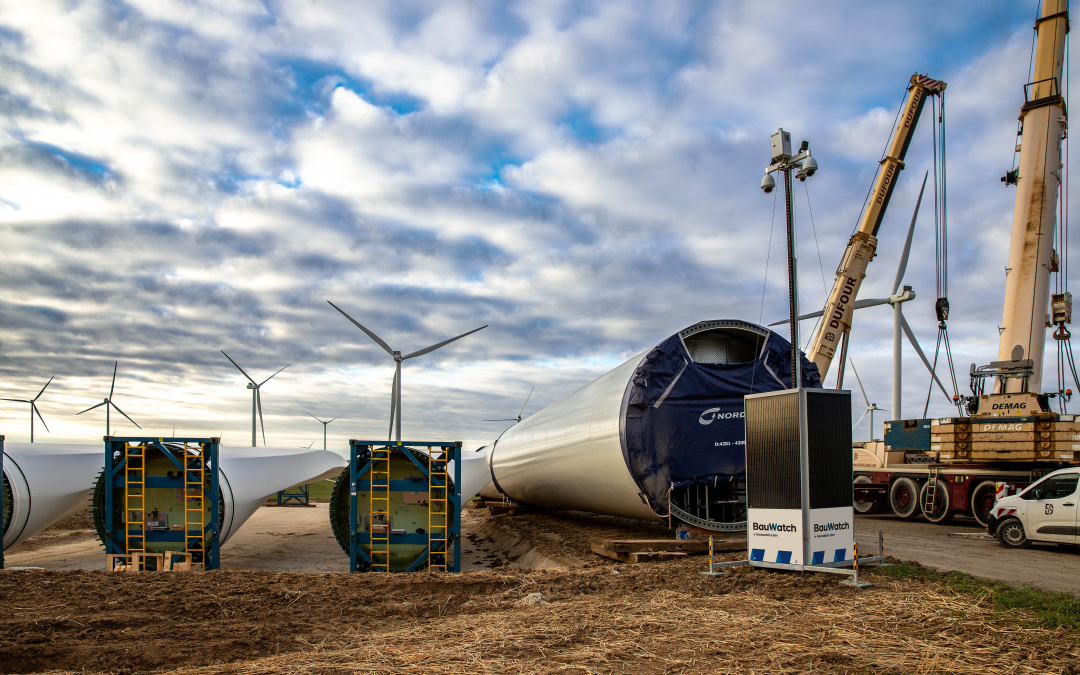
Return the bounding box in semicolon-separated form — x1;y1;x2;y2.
76;401;108;415
891;171;928;296
900;314;953;403
257;389;266;446
767;298;892;326
848;359;871;408
403;325;488;360
853;407;871;429
34;376;55;401
221;351;258;385
519;386;535;418
258;363;291;387
327;301;395;356
108;401;142;429
32;402;49;433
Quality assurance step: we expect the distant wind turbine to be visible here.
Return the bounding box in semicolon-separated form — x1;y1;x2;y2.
221;351;290;447
482;387;535;425
2;376;55;442
303;410;342;451
76;362;141;435
328;301;486;442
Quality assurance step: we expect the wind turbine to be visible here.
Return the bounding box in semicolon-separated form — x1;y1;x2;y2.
848;360;886;441
2;376;55;442
303;410;341;451
328;301;487;442
482;387;535;425
76;361;142;435
770;173;952;419
221;351;290;447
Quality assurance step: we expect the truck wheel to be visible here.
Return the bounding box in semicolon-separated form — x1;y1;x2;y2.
854;475;876;513
919;478;953;523
889;477;920;518
996;518;1031;549
969;482;996;528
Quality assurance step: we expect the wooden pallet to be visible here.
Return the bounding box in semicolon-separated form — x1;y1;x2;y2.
485;500;530;516
591;538;744;563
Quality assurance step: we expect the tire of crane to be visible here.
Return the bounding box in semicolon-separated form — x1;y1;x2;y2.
853;475;876;513
969;481;997;528
919;478;954;523
996;517;1030;549
889;477;920;519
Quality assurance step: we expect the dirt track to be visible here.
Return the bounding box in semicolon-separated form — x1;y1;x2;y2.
4;505;1080;674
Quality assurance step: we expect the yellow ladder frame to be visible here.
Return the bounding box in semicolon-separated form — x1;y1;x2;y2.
369;446;391;571
428;446;448;572
124;443;146;568
185;442;206;571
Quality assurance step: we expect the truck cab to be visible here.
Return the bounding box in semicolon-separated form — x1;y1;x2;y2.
987;467;1080;548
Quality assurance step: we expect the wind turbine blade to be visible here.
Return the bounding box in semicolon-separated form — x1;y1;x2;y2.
302;409;326;424
482;418;518;422
258;363;291;387
109;361;118;399
221;351;258;385
403;325;488;360
327;301;395;356
76;401;108;415
32;402;50;433
388;367;399;441
849;359;871;408
34;376;55;401
306;440;315;449
768;299;892;327
257;389;266;446
900;314;952;402
328;416;342;423
891;171;928;295
109;401;142;429
853;408;870;429
1;398;31;403
519;386;535;418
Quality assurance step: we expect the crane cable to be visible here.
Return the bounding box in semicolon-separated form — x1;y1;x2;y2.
923;92;963;417
1055;26;1079;413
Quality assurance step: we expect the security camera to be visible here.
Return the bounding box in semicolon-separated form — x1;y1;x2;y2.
802;155;818;178
761;173;775;194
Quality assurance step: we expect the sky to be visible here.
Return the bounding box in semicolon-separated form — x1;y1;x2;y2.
0;0;1067;452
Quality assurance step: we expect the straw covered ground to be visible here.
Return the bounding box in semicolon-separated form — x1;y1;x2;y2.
3;557;1080;675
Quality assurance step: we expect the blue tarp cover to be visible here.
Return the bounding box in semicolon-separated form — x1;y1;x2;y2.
622;328;820;513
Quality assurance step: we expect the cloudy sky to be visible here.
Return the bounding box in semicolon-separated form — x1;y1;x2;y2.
0;0;1065;450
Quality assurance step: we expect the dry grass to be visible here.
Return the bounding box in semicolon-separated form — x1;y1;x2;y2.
139;569;1080;675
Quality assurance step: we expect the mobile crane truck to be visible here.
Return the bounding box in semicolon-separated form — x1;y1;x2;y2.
853;0;1077;528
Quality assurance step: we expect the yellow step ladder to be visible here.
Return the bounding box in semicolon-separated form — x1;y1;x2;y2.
185;442;206;571
369;445;392;571
428;446;448;572
124;443;146;568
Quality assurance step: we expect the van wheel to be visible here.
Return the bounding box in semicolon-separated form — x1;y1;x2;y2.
889;477;920;518
969;482;997;528
854;475;876;513
919;479;953;523
996;518;1030;548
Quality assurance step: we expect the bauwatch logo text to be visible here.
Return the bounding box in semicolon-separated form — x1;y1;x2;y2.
814;522;851;533
699;408;746;425
752;522;797;532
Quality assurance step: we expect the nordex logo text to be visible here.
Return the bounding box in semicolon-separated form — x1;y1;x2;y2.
752;522;797;532
699;408;745;425
813;522;850;533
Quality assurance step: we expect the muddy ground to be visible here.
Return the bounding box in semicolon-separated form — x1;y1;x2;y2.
3;505;1080;674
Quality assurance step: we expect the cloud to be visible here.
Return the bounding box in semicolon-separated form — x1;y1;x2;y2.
0;0;1063;446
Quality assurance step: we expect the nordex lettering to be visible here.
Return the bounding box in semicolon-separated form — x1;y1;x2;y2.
699;408;745;425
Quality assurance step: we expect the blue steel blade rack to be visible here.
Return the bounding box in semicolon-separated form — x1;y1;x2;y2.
1;435;5;570
276;485;310;506
103;436;221;570
348;440;462;573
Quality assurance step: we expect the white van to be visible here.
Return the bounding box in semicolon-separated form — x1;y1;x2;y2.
987;467;1080;548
